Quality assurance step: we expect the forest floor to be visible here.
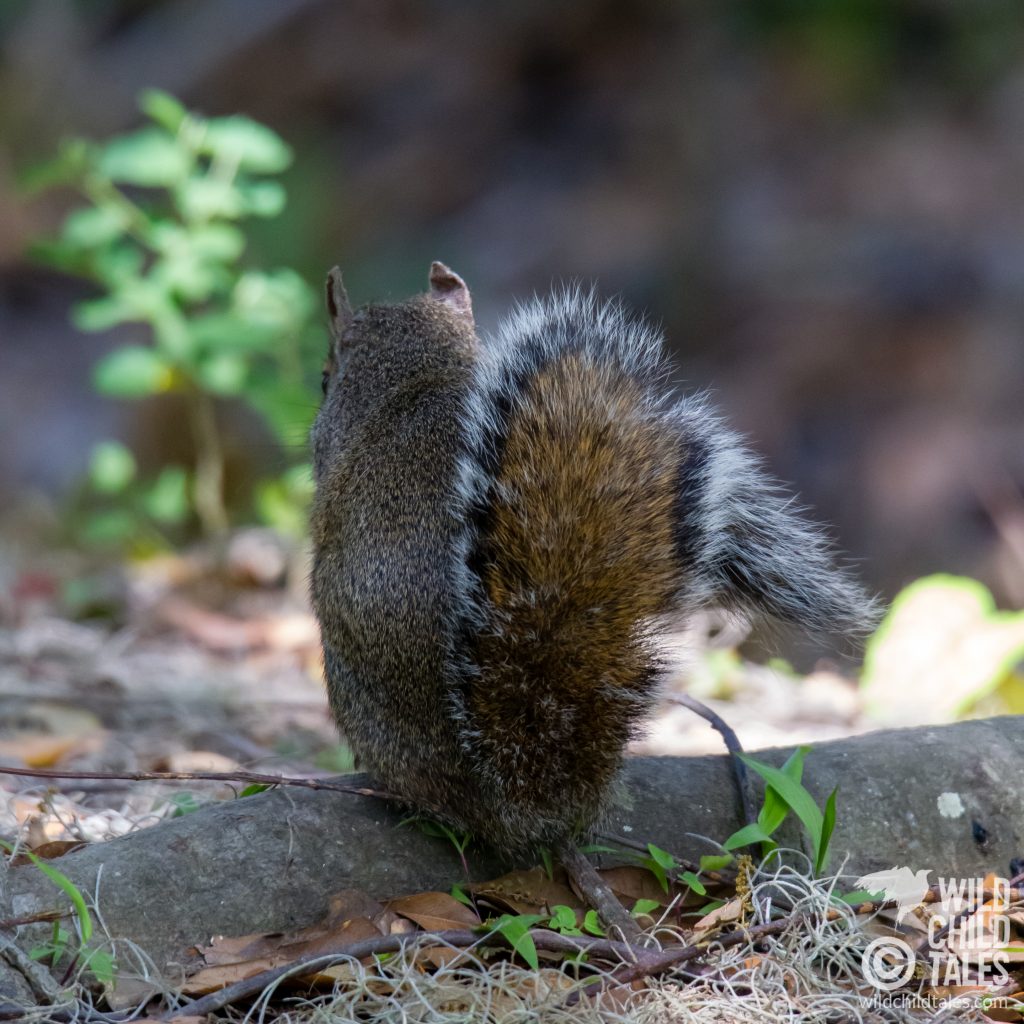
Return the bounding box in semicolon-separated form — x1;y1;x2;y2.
1;532;1016;1023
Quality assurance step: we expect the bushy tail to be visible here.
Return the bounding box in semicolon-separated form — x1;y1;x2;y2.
449;291;878;847
671;395;881;637
450;290;682;846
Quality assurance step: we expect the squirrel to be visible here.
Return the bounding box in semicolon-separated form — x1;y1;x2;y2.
309;262;879;856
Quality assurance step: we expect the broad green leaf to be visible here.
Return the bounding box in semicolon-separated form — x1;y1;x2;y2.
239;784;269;797
89;441;136;494
699;854;734;872
723;822;776;851
197;352;248;395
237;180;286;217
582;910;604;936
175;176;243;221
549;905;577;932
837;889;885;905
91;243;145;283
80;947;117;987
631;899;661;918
488;915;541;971
679;870;706;896
93;347;174;397
739;751;825;866
201;115;292;173
72;296;136;332
140;89;188;133
189;223;245;262
98;127;189;187
168;793;200;817
647;844;676;871
862;575;1024;722
61;206;129;249
142;467;189;524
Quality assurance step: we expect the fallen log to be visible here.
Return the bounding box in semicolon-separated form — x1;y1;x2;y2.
5;716;1023;979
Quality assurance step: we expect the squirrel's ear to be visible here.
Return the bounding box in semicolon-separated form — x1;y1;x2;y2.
429;262;473;325
325;267;352;335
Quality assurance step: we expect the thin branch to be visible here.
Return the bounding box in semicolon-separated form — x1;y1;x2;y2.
0;765;394;801
165;928;646;1020
668;694;756;829
558;842;643;943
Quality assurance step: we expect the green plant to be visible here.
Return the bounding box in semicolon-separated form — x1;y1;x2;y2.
28;89;322;538
0;844;117;988
721;746;838;874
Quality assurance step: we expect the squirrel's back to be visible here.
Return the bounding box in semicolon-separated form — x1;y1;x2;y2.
310;267;878;851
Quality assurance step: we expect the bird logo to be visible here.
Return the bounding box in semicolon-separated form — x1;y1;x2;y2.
855;867;932;923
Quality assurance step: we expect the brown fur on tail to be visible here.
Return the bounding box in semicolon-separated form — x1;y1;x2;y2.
460;350;682;845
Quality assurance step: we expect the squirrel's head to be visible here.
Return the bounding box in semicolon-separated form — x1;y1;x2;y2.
310;262;478;484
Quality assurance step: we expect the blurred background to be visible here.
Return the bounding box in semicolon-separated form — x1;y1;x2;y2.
3;0;1024;601
1;0;1023;787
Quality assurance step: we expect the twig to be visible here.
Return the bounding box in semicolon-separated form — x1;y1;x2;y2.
0;766;395;801
558;842;644;943
0;909;68;930
668;694;756;829
165;927;646;1020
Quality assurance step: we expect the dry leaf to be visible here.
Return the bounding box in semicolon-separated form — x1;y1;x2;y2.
387;891;480;931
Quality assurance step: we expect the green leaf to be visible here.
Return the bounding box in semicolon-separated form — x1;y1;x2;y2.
201;115;292;173
647;844;676;871
816;787;838;874
72;296;136;333
196;352;248;395
450;883;472;907
582;910;604;936
696;899;726;917
93;347;174;397
679;870;707;896
142;467;189;524
140;89;188;133
488;914;541;971
237;180;286;217
175;176;243;221
98;127;190;187
549;905;578;932
631;899;661;918
88;440;137;494
81;947;117;987
239;784;269;797
756;746;809;836
723;822;777;851
81;509;138;546
168;793;200;817
21;853;92;943
837;889;885;905
699;854;734;872
739;749;826;868
189;223;246;262
61;206;129;249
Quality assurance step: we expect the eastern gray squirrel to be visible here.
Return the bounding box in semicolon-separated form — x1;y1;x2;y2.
309;262;878;854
